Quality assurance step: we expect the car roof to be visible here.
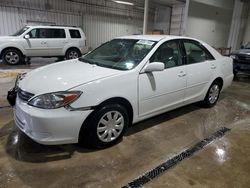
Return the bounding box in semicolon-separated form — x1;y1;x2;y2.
26;25;81;30
116;35;223;59
116;35;196;42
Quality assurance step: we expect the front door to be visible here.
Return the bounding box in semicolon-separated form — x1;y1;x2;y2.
22;28;49;56
138;40;187;117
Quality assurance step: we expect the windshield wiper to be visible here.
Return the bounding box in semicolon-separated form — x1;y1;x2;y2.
78;57;127;70
79;57;97;64
79;57;107;67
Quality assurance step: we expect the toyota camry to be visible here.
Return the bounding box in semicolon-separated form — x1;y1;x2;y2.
7;35;233;148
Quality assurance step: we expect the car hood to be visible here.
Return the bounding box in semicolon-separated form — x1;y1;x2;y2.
19;59;123;94
0;36;18;41
232;49;250;55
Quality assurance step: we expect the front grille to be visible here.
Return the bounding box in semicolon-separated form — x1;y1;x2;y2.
238;55;250;61
18;88;34;102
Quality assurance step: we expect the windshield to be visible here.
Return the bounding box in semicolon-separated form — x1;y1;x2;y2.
245;42;250;49
11;26;29;36
79;39;156;70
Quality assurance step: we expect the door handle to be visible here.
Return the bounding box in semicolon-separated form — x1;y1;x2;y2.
41;41;47;45
211;64;216;69
178;71;186;77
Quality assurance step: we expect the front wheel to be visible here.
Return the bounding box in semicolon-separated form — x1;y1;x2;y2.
2;49;24;65
65;48;81;59
79;104;129;148
202;81;221;108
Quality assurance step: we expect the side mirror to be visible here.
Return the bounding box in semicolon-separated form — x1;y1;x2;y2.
240;45;244;49
144;62;164;73
24;34;30;39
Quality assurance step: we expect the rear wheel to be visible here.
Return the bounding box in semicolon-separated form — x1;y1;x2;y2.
202;81;221;107
2;49;24;65
79;104;129;148
65;48;81;60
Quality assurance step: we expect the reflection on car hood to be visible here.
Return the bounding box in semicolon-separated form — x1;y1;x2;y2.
232;49;250;55
0;36;18;41
19;59;122;95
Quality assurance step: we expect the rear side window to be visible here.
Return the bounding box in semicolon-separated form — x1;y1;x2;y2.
69;29;81;38
51;29;66;38
183;40;214;64
29;28;66;38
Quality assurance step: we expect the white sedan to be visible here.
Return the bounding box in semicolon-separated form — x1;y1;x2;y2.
7;35;233;148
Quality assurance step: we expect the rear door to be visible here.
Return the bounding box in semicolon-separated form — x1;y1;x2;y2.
182;39;216;102
45;28;67;56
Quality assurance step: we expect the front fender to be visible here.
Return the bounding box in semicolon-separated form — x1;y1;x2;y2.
69;71;139;123
0;42;26;56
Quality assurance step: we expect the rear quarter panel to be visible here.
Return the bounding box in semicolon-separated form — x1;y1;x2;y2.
204;42;233;91
218;56;233;91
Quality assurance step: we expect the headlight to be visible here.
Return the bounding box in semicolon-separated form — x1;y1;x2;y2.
28;91;82;109
230;55;236;59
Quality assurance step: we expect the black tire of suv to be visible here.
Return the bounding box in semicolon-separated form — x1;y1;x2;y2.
65;48;81;60
2;48;24;65
202;81;221;108
79;104;129;148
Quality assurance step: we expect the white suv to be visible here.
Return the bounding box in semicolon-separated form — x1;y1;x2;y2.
0;25;86;65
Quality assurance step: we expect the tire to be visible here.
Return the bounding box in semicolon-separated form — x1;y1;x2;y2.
65;48;81;60
202;81;221;108
79;104;129;148
2;48;24;65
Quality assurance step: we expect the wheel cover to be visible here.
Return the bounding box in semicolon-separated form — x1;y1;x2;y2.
5;51;19;64
209;84;219;104
68;51;79;59
97;111;124;143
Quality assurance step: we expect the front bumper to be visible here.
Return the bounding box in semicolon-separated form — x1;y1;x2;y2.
13;96;93;145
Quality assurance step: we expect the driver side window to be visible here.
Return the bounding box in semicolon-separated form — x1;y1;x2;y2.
29;29;38;38
150;40;182;69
